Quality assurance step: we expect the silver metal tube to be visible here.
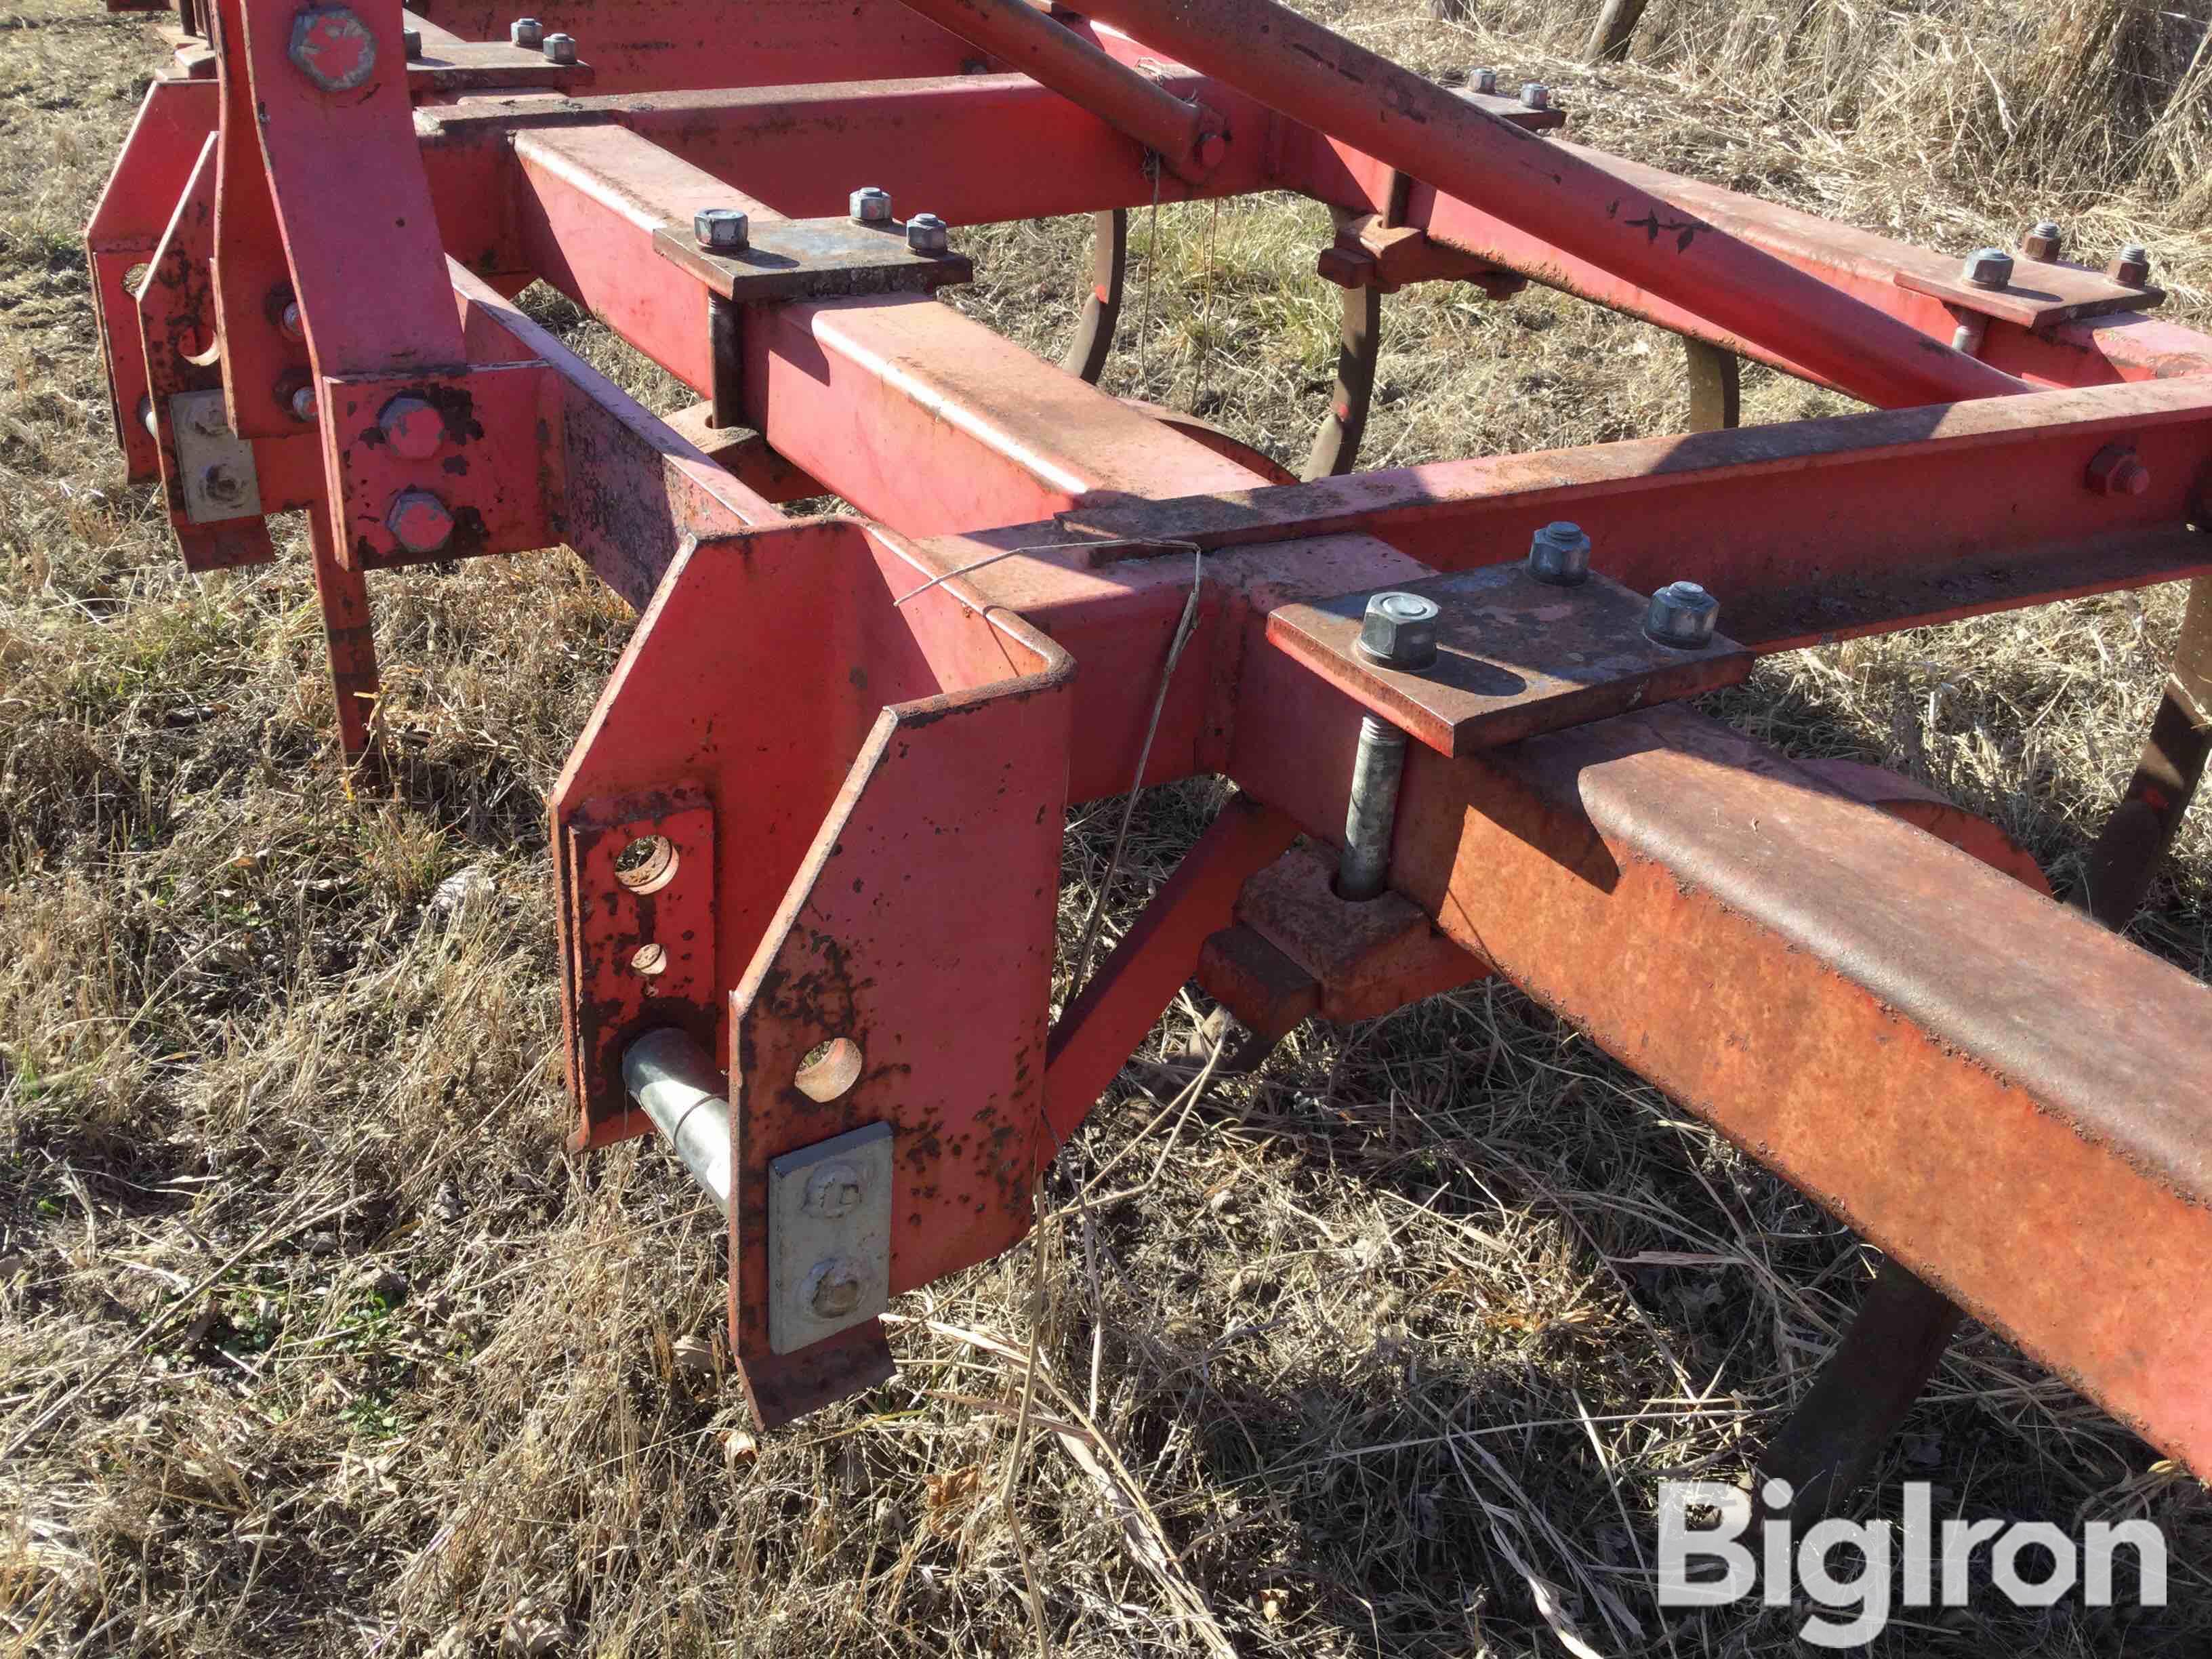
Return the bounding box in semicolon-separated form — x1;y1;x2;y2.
1336;713;1408;901
621;1029;731;1206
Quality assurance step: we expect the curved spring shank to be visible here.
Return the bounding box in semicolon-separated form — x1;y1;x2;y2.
1067;0;2026;410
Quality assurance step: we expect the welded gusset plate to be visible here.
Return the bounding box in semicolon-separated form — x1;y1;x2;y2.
560;786;718;1153
653;220;973;304
319;364;562;570
1267;564;1751;757
1894;263;2163;329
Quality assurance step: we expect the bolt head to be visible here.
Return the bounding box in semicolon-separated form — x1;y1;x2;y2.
850;186;894;225
808;1261;863;1321
541;30;576;64
377;394;446;461
2110;244;2152;287
289;385;317;424
185;398;230;438
1519;81;1549;110
201;463;247;506
2085;444;2150;498
1645;581;1719;649
1471;67;1498;95
694;207;749;253
279;299;304;342
1355;590;1442;670
386;489;455;554
1527;520;1593;586
1961;246;2013;291
2022;220;2063;262
907;212;950;255
508;15;542;47
288;6;378;94
802;1162;864;1220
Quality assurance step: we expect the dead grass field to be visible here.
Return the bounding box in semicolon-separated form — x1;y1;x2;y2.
5;1;2212;1654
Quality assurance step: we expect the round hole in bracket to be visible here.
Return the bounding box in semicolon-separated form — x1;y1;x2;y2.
615;834;678;894
795;1037;863;1103
122;262;152;297
630;942;668;977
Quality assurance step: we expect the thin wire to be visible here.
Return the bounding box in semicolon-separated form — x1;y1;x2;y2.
893;536;1201;607
1138;152;1162;390
1191;197;1221;410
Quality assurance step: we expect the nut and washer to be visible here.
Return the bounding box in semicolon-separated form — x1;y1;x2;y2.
693;208;749;253
1645;580;1719;649
288;6;378;94
2022;220;2063;262
1526;521;1593;587
2085;444;2150;498
541;31;577;65
1355;590;1441;670
1469;67;1498;95
1519;81;1549;110
850;186;895;225
906;212;951;255
805;1258;864;1320
386;489;455;555
508;16;542;47
1961;247;2013;291
377;394;446;461
2109;243;2152;288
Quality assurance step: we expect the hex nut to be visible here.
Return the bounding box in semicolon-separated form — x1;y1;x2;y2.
2022;220;2063;262
1355;590;1442;670
1645;580;1719;649
2085;444;2150;498
386;489;455;554
2110;243;2152;288
541;31;577;65
1519;81;1549;110
288;6;378;94
377;394;445;461
807;1259;863;1321
508;15;542;47
693;208;749;253
907;213;951;255
850;186;894;225
1469;67;1498;95
1961;246;2013;291
1526;521;1593;587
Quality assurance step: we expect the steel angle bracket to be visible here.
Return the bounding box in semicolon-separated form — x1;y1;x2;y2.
549;517;1074;1425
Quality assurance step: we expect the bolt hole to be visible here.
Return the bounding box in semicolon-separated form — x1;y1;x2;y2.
795;1037;863;1103
121;262;152;297
615;834;678;894
630;942;668;977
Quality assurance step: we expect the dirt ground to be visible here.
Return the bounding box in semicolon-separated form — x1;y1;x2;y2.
4;1;2211;1655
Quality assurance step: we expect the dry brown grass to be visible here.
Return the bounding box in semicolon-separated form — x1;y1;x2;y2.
3;1;2211;1655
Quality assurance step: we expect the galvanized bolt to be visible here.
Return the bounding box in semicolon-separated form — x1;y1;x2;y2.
508;16;541;48
2085;444;2150;498
1470;67;1497;95
850;186;894;225
803;1162;864;1220
1355;590;1441;670
2110;243;2152;288
402;26;421;58
1645;580;1719;649
201;463;247;506
386;489;455;555
1961;246;2013;291
1526;521;1592;587
289;384;317;424
2022;220;2063;262
377;394;446;460
288;5;378;94
1520;81;1549;111
907;213;950;255
279;299;304;342
808;1260;863;1320
541;31;576;65
694;208;749;253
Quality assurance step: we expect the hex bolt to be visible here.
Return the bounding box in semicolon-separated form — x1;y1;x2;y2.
2022;220;2063;262
289;384;317;424
1338;592;1441;903
808;1259;863;1320
1645;580;1720;649
541;31;577;65
2110;243;2152;288
279;299;304;342
1526;520;1593;587
850;186;894;225
907;212;951;255
1520;81;1549;110
288;5;379;94
1961;246;2013;291
694;207;749;253
377;394;447;461
2085;444;2150;498
508;15;542;47
1469;67;1497;95
402;26;421;58
803;1161;864;1219
386;489;455;555
201;463;247;507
